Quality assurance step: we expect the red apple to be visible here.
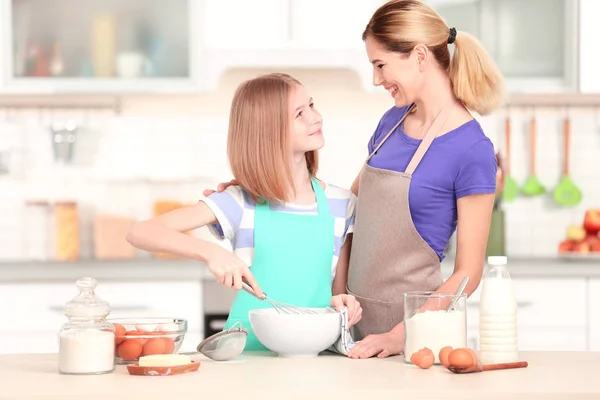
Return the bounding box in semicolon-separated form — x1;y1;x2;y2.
558;240;575;253
583;209;600;235
583;234;600;252
573;241;591;253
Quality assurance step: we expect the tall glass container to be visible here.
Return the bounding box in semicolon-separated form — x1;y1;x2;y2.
403;291;467;364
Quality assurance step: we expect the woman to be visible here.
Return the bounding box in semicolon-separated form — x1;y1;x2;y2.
205;0;504;359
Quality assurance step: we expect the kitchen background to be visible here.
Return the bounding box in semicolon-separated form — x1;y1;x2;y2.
1;0;599;355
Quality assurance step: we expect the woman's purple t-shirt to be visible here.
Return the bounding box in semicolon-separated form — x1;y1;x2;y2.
366;105;497;261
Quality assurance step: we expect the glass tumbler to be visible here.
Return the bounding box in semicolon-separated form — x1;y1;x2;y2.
403;291;467;364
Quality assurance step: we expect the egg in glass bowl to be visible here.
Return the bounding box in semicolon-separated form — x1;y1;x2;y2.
108;318;187;364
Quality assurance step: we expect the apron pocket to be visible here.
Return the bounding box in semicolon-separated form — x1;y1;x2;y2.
347;286;404;341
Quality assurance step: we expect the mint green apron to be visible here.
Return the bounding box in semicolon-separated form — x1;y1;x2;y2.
223;178;335;350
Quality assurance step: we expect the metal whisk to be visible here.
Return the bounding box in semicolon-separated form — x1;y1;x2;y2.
241;282;318;314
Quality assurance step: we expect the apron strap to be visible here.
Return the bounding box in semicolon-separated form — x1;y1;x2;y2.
366;104;416;162
311;178;330;215
404;100;453;175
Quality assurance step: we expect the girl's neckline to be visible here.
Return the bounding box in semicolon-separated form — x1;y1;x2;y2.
265;181;328;209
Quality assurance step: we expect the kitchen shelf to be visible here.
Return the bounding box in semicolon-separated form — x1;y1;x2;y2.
505;93;600;108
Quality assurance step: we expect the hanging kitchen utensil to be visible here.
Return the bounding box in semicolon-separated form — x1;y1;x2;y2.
521;116;545;196
553;115;582;207
49;120;78;163
502;117;519;201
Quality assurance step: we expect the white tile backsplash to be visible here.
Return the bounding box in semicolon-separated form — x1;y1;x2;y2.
1;69;599;260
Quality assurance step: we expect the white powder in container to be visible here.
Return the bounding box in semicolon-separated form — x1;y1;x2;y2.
404;309;466;363
58;329;115;374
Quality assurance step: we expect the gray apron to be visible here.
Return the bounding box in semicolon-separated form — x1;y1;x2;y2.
347;103;453;342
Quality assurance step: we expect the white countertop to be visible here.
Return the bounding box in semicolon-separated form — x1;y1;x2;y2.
1;351;599;399
0;256;598;283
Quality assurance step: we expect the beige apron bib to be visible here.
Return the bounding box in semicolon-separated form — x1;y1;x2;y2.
347;103;453;341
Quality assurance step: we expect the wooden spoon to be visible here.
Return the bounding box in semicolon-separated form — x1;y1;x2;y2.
448;361;528;374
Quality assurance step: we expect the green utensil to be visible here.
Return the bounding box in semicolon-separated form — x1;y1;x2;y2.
553;117;582;206
502;117;519;202
521;117;546;196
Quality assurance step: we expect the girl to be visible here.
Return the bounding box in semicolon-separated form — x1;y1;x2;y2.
126;73;362;351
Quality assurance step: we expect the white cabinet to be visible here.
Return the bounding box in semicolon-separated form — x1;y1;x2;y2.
202;0;379;91
428;0;578;93
0;0;204;93
203;0;289;50
0;281;203;354
289;0;377;49
590;279;600;351
465;277;588;351
578;0;600;93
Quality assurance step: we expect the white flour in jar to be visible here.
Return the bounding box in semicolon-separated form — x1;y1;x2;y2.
58;330;115;374
404;309;466;363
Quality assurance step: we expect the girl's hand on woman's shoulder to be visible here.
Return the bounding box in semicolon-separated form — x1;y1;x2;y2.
330;294;362;327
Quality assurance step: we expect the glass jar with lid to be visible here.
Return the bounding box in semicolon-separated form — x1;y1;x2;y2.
58;277;116;375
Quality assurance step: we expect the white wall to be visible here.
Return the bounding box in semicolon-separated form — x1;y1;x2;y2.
1;67;599;260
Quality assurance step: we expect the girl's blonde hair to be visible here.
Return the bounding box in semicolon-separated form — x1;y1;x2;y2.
362;0;505;116
227;73;319;204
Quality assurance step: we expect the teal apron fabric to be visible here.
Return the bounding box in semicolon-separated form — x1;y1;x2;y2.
223;178;335;350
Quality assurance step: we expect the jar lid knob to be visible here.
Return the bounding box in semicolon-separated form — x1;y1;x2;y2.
63;277;110;318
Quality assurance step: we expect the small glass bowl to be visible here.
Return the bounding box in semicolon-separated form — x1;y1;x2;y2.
107;317;187;364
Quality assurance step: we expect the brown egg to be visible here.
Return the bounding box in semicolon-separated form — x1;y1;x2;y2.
113;323;126;345
439;346;453;367
465;348;479;366
448;349;474;368
420;347;434;359
410;350;423;365
125;330;148;345
418;354;435;369
142;338;167;356
117;339;143;361
162;337;175;354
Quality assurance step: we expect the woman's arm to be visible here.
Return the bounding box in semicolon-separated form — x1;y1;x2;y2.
435;193;495;296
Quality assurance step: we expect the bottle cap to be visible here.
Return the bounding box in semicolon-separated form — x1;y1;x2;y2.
487;256;507;265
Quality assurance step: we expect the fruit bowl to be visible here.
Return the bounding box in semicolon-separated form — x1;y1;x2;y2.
108;318;187;364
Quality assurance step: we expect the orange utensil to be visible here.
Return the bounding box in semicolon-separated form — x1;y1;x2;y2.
448;361;528;374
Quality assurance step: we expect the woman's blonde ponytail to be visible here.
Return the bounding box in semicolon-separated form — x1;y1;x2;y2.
449;30;506;116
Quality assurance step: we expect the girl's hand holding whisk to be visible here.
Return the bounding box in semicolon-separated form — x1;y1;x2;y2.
207;246;264;298
330;294;362;327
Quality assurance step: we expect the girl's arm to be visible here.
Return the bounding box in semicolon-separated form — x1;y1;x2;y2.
332;234;352;296
127;202;219;262
331;234;362;326
126;202;263;296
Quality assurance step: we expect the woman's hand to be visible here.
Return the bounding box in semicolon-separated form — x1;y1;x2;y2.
202;179;238;197
206;245;263;298
347;330;404;359
330;294;362;327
